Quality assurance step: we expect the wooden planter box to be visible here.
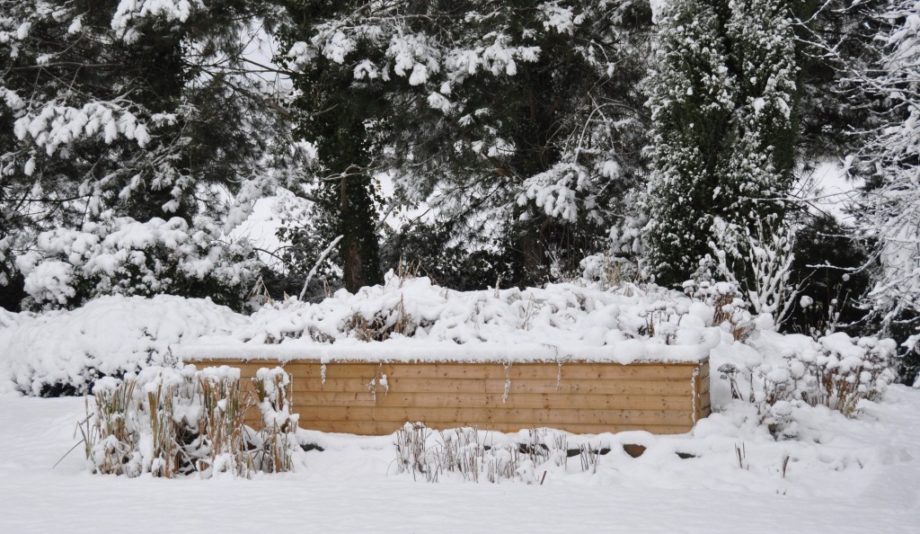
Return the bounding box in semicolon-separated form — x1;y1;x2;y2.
183;356;711;435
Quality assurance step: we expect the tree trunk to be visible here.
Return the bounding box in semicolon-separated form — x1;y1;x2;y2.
339;174;382;292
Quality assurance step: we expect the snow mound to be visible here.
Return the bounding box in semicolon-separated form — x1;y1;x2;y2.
179;272;721;363
0;295;245;395
0;308;24;330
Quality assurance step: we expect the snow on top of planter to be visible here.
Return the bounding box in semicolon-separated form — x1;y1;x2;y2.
177;272;720;364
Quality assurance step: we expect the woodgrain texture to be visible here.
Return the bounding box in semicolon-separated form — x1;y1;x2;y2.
186;358;712;435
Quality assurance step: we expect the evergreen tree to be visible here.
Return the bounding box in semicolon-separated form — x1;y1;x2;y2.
278;0;652;290
0;0;297;309
276;1;391;293
792;0;886;158
643;0;798;286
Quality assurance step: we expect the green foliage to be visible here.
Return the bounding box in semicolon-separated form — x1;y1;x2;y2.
644;0;799;286
785;214;871;336
792;0;887;157
275;0;652;289
381;222;515;290
0;0;286;310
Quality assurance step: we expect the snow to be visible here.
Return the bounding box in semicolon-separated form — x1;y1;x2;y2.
21;260;76;306
321;31;356;64
0;276;914;531
0;295;245;395
0;385;918;533
1;276;895;396
12;100;149;155
806;160;861;223
177;273;724;364
0;308;22;329
538;2;578;35
229;192;304;268
112;0;202;35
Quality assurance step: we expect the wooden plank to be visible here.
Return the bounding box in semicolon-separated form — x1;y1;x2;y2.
700;382;712;417
190;358;702;368
698;360;712;420
291;377;697;396
292;392;693;411
188;360;700;381
288;362;697;381
296;406;693;426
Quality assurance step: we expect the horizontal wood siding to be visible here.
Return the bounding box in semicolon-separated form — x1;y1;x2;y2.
187;358;711;435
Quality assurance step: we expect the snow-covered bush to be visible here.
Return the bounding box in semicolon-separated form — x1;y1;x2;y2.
194;366;250;477
394;424;569;484
682;278;754;341
579;253;639;289
253;367;300;473
706;217;800;328
15;216;260;311
0;295;245;396
715;328;898;437
82;365;302;478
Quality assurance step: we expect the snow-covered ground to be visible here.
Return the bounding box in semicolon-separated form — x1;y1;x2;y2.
0;279;917;532
0;386;918;533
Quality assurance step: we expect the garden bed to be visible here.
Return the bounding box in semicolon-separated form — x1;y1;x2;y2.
181;354;710;435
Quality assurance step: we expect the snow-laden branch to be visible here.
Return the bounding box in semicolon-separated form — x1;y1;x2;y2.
299;235;343;301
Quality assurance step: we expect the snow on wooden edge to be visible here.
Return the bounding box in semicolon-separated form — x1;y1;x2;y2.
173;335;718;365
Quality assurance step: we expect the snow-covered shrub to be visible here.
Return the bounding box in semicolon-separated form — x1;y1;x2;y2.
342;295;416;342
253;367;300;473
716;330;898;436
81;365;302;478
579;253;639;289
394;425;570;484
85;367;198;477
683;278;754;341
707;217;800;328
810;335;898;414
15;215;260;311
0;295;245;396
395;423;434;481
222;272;722;358
195;366;250;477
85;376;139;476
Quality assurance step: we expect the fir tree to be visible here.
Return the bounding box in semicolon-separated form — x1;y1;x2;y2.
279;0;652;289
643;0;798;286
0;0;295;309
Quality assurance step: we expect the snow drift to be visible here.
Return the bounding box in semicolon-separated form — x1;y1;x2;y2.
0;295;244;395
